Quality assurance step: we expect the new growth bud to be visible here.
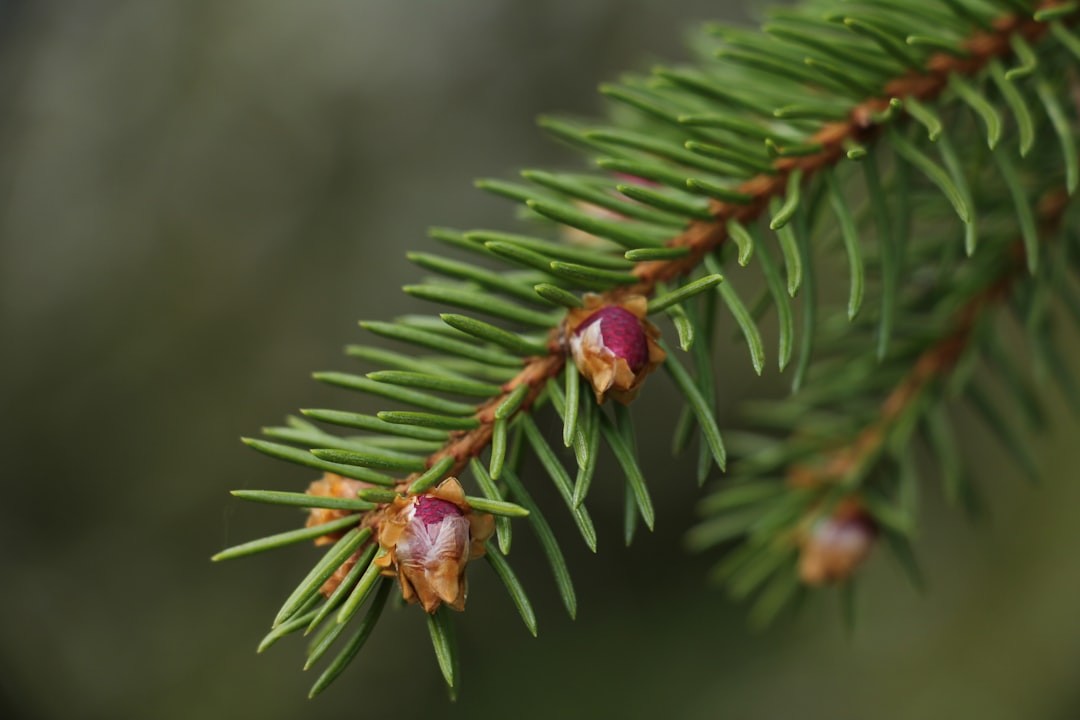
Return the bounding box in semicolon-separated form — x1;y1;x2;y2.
797;502;877;585
375;477;495;613
565;294;665;404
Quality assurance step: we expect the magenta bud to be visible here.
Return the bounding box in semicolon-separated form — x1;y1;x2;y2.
573;305;649;372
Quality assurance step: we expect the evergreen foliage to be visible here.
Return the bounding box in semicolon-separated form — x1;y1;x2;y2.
214;0;1080;697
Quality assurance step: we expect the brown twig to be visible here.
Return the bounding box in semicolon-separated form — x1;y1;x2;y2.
410;5;1061;485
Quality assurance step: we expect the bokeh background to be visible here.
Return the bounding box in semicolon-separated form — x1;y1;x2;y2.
3;1;1080;718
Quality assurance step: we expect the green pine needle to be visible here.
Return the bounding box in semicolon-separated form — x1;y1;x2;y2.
407;455;457;495
299;409;450;441
842;17;924;70
489;418;509;480
647;274;724;314
501;468;577;619
993;145;1039;273
404;283;562;327
754;238;795;371
365;369;503;398
377;411;482;431
258;605;321;654
707;254;766;375
521;415;599;552
309;448;428;474
230;490;376;512
526;198;669;249
667;300;696;352
948;74;1003;150
495;383;532;421
406;252;554;306
887;126;973;225
241;438;397;486
1035;3;1078;22
563;365;581;448
686;177;755;204
533;283;584;307
360;321;524;367
617;184;714;221
276;526;373;626
212;514;362;563
1035;76;1078;195
1005;33;1037;81
824;171;864;320
934;133;978;256
426;606;460;690
550;261;640;286
662;343;727;471
309;580;391;698
311;371;475;416
464;495;530;517
625;246;693;261
989;60;1035;157
903;95;943;142
439;314;549;356
485;547;539;637
469;230;635;269
599;413;656;530
726;220;756;266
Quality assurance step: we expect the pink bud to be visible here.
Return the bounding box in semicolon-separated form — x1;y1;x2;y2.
374;478;495;613
564;295;665;405
395;496;471;571
798;513;876;585
572;306;649;372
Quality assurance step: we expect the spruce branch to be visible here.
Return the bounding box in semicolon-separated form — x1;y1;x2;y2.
692;186;1071;623
803;190;1066;483
215;0;1080;697
401;1;1070;491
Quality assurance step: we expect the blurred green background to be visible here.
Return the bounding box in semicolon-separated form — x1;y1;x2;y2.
3;1;1080;718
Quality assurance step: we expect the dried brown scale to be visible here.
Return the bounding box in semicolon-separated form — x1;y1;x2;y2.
305;474;378;545
391;6;1062;494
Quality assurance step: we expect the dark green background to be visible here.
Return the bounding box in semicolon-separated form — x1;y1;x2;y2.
2;1;1079;718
